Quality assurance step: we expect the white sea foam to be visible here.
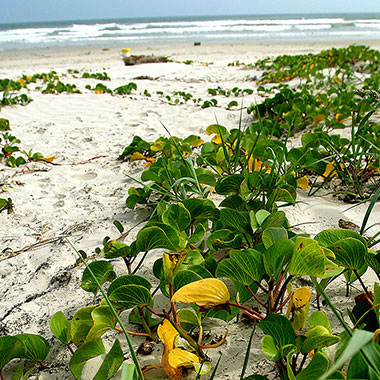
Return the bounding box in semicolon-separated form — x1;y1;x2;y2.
1;15;380;51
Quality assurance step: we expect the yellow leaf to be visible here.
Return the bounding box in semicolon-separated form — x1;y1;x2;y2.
157;320;191;380
163;252;184;284
150;140;165;152
157;319;178;349
38;155;56;163
130;152;145;162
292;287;311;309
172;278;230;308
323;162;336;178
168;348;199;368
192;139;204;148
247;156;253;171
296;176;309;190
286;287;311;330
212;135;222;144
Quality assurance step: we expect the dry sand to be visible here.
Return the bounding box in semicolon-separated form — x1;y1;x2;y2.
1;40;380;379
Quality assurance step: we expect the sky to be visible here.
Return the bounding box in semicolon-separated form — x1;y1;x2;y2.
1;0;380;24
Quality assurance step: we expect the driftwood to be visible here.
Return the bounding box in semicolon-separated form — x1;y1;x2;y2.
122;54;169;66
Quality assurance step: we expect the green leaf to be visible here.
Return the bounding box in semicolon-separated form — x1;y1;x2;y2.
307;311;332;334
230;249;265;282
183;198;220;222
250;209;271;230
188;223;206;244
0;336;25;369
261;335;281;361
162;203;192;231
288;237;325;277
295;351;329;380
220;208;251;234
260;211;287;230
108;284;153;310
16;334;50;363
207;229;243;251
107;274;152;297
103;240;130;259
374;283;380;322
173;270;203;293
85;306;117;343
70;306;96;347
262;227;288;249
113;220;124;233
70;338;105;380
107;274;152;295
93;339;124;380
121;363;139;380
177;309;201;331
183;250;204;266
328;237;367;270
263;239;294;279
216;257;253;286
315;228;367;248
301;334;340;354
135;225;179;252
50;311;71;344
195;167;216;187
347;352;370;379
258;314;296;347
81;261;116;297
215;174;244;195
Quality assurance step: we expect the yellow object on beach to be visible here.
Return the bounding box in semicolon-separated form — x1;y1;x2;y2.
121;48;131;57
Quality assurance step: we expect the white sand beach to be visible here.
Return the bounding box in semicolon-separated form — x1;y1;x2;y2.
1;40;380;379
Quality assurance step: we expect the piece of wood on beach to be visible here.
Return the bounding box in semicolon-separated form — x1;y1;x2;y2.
122;54;169;65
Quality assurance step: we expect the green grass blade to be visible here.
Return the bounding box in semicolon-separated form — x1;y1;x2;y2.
360;185;380;235
240;328;255;380
208;355;222;380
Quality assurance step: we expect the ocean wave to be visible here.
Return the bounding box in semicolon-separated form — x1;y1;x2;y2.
1;15;380;50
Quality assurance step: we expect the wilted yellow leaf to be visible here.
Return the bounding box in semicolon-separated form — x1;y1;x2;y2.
172;278;230;308
212;135;222;145
169;348;199;368
157;319;198;379
323;162;336;178
38;155;56;163
292;287;311;309
130;152;145;162
157;319;178;349
150;140;165;152
296;176;309;190
254;159;263;172
286;287;311;330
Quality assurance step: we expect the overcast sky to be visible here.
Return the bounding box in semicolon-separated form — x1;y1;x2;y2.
1;0;380;24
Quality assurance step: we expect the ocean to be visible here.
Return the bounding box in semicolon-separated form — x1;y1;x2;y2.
1;13;380;52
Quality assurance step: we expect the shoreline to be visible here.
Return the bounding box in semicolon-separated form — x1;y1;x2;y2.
2;39;380;74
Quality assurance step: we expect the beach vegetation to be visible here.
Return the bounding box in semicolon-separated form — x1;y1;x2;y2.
114;82;137;95
3;44;380;379
82;71;111;80
0;333;50;380
41;81;81;94
85;83;113;94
